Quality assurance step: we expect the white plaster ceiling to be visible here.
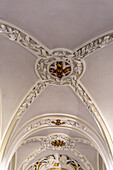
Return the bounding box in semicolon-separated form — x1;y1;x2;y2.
82;44;113;138
0;0;113;49
0;0;113;170
0;35;37;136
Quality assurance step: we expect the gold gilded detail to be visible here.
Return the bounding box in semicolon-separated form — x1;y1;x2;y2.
47;168;67;170
54;163;59;166
51;119;65;126
51;140;65;147
49;61;71;79
37;162;41;170
71;164;78;170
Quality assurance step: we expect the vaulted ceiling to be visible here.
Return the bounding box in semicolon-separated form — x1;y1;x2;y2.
0;1;113;170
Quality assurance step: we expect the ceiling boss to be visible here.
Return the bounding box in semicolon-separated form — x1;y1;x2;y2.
35;50;85;85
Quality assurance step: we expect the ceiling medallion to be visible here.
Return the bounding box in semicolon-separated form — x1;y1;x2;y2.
35;52;84;85
30;154;83;170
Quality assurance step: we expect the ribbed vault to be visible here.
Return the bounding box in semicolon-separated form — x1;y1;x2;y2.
0;1;113;170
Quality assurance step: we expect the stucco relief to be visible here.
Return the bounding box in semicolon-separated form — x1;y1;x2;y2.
0;22;113;60
0;20;113;170
21;134;94;170
29;154;84;170
24;117;89;133
35;50;84;85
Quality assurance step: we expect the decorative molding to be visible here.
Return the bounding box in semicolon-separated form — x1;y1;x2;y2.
21;134;94;170
71;81;100;120
29;153;84;170
17;81;48;118
70;81;109;137
0;19;113;169
73;34;113;60
21;134;94;148
51;140;65;147
1;20;113;60
24;117;88;133
51;119;65;126
70;81;113;159
0;22;49;58
0;80;48;162
1;82;113;169
35;52;84;85
6;115;104;170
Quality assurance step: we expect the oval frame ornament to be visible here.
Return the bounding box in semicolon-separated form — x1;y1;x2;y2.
35;51;85;85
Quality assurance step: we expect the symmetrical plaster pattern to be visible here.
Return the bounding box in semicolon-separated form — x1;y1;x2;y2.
29;154;84;170
35;52;84;85
0;20;113;170
21;134;94;170
24;117;89;133
21;134;94;148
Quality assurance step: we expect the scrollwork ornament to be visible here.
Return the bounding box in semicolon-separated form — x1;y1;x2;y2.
73;34;113;60
17;81;48;117
24;118;88;133
0;23;49;57
1;21;113;61
35;53;85;85
22;134;94;170
0;20;113;169
29;154;84;170
21;134;94;149
70;81;101;120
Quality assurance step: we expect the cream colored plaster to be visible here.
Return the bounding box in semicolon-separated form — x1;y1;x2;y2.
0;35;38;137
16;86;100;134
0;1;113;169
81;44;113;142
1;0;113;50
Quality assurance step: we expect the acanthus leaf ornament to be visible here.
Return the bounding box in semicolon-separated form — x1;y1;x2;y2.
73;35;113;60
0;20;113;170
35;52;85;85
29;154;84;170
23;118;89;133
21;134;94;170
0;23;49;58
17;81;48;117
